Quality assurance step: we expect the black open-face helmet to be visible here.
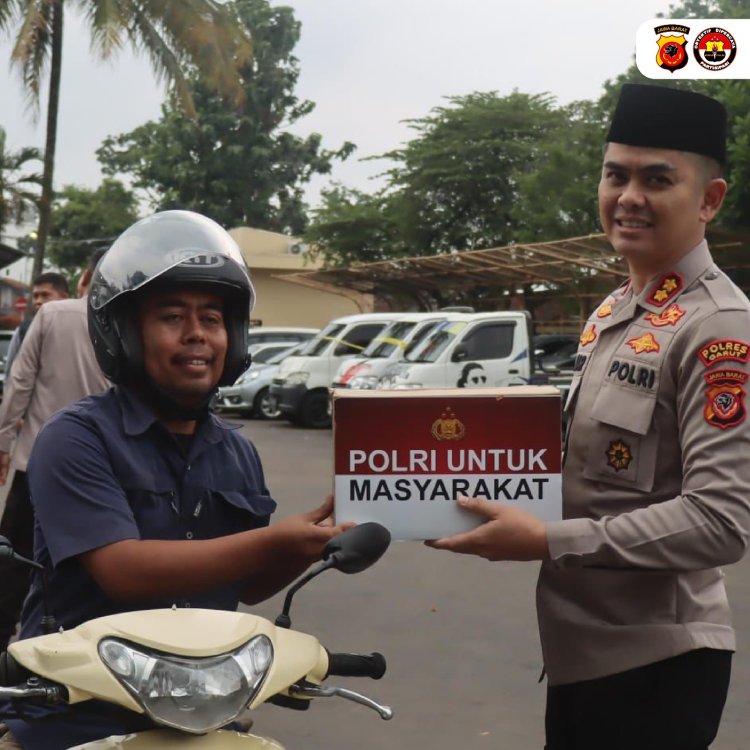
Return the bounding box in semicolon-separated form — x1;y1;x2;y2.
88;210;255;388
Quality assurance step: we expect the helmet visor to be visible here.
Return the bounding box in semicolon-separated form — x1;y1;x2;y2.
89;212;251;311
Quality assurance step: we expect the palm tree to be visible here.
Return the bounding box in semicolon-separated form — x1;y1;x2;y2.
0;0;252;279
0;126;41;242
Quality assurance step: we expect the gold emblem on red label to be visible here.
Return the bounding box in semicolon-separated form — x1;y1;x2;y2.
626;332;660;354
580;324;597;346
431;407;466;441
597;302;613;319
606;439;633;472
646;303;686;328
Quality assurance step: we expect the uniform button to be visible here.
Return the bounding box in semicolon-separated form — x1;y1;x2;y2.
704;271;719;280
186;464;191;472
186;531;194;540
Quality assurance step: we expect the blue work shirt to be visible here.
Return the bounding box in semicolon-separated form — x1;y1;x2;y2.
5;385;277;748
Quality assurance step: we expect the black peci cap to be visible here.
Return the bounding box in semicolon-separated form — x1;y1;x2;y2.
606;84;727;164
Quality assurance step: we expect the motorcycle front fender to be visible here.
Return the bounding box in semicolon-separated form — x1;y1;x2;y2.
70;729;284;749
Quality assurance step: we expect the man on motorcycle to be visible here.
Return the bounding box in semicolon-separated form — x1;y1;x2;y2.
0;210;349;749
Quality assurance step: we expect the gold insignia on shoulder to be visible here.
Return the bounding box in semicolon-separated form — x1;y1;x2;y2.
646;303;686;328
597;302;613;319
580;324;597;346
431;407;466;441
646;272;683;307
626;332;660;354
606;439;633;472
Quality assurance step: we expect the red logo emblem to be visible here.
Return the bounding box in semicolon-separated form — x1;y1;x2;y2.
655;25;690;73
705;378;746;430
694;27;737;71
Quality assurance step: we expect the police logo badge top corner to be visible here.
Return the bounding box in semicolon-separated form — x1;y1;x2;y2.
636;18;748;79
655;25;690;73
694;27;737;71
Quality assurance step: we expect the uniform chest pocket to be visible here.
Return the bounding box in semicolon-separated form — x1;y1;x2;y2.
581;383;659;491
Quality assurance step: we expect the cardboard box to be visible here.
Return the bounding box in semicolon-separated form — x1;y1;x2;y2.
333;387;562;541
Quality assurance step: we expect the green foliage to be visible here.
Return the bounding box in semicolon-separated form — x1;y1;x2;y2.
308;92;605;267
48;179;139;271
0;126;41;241
97;0;354;234
307;0;750;268
305;186;401;267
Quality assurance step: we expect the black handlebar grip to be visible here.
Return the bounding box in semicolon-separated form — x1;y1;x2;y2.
325;651;386;680
0;651;29;686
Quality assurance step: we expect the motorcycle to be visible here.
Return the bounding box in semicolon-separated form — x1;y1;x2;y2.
0;522;393;748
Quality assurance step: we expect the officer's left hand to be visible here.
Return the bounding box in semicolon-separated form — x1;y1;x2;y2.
426;497;550;561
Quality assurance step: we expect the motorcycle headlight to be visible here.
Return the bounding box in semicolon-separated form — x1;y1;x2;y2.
99;635;273;733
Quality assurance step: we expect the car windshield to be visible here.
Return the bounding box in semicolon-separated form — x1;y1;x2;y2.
267;342;304;365
404;319;444;355
252;345;292;364
362;321;417;358
297;323;345;357
405;320;468;363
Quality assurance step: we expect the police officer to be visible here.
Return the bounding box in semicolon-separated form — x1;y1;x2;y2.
0;211;349;749
428;84;750;749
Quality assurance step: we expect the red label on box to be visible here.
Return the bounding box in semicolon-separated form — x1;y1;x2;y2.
333;388;562;540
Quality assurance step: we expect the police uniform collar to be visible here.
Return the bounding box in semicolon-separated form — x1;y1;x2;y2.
636;240;713;314
115;385;237;443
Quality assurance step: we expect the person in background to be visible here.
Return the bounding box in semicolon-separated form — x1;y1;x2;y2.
0;250;109;653
4;272;69;377
428;84;750;750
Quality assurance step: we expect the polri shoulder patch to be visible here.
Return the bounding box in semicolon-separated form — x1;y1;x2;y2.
698;339;750;367
704;373;747;430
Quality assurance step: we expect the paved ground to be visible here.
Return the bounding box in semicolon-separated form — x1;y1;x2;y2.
3;415;750;748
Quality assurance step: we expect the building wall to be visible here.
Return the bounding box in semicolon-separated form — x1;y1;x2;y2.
250;269;364;328
230;226;372;328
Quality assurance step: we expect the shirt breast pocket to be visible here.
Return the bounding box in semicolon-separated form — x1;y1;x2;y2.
206;489;278;537
581;383;659;492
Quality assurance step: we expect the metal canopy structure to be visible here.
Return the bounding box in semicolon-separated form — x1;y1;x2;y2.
0;242;25;271
280;229;750;315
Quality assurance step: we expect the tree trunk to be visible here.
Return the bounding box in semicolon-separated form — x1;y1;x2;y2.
31;0;64;292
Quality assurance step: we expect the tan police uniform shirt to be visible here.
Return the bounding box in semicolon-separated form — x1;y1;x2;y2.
0;297;109;472
538;240;750;686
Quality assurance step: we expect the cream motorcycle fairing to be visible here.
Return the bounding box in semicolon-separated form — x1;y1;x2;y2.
8;608;328;747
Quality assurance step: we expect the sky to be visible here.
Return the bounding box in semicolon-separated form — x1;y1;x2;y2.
0;0;674;249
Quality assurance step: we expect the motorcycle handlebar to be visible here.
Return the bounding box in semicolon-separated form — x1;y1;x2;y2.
325;651;386;680
0;651;30;687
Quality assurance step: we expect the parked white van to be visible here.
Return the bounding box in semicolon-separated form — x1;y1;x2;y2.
380;311;541;390
331;312;451;390
270;313;397;427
